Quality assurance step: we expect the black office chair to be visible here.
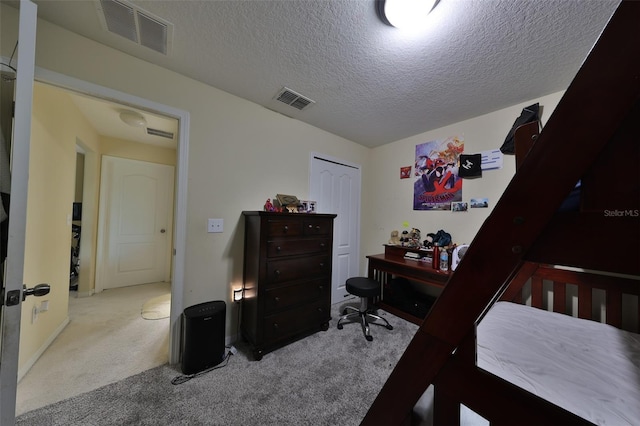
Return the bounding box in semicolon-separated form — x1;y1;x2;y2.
337;277;393;341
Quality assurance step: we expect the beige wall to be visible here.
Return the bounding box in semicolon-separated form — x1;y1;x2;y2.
99;136;176;166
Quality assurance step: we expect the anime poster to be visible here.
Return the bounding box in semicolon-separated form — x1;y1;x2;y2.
414;136;464;210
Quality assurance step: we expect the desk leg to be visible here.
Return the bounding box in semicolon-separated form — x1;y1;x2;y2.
368;265;389;302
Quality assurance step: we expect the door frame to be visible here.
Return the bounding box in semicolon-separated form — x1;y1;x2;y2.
0;1;38;422
33;68;189;365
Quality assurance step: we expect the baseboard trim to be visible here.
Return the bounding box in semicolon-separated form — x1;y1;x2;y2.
17;316;70;382
76;289;95;298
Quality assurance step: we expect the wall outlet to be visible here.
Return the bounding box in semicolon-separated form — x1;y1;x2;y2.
207;218;223;233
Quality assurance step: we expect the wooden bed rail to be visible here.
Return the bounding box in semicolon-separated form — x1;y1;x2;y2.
500;262;640;332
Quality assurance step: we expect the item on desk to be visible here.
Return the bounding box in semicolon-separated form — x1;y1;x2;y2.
432;245;440;270
439;249;449;272
424;229;452;249
408;228;421;248
404;251;425;261
451;244;469;271
400;230;409;246
389;230;400;245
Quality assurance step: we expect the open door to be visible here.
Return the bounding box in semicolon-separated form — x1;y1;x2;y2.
0;1;40;423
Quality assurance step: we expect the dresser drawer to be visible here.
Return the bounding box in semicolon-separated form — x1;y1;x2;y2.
263;299;329;342
264;279;329;313
303;218;333;236
266;254;330;284
267;238;330;257
266;218;302;237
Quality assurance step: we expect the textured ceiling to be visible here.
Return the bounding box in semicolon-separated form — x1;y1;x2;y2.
27;0;620;148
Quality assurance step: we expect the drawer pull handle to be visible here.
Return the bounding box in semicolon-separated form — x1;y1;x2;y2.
316;225;320;230
276;246;282;252
283;225;288;233
273;323;279;330
319;263;325;268
274;270;281;277
319;243;325;248
318;285;324;290
274;297;280;304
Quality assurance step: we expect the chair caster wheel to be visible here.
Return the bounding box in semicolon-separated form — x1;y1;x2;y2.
337;324;343;330
386;325;393;330
366;335;373;342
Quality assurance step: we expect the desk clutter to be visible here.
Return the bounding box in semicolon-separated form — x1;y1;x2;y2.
389;228;465;272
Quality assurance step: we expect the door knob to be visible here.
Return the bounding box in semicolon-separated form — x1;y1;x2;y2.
22;283;51;301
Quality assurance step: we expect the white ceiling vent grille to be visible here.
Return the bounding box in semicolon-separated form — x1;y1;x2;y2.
97;0;173;55
275;87;315;111
146;128;175;139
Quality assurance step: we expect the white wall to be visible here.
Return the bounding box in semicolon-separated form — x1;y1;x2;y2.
362;92;564;263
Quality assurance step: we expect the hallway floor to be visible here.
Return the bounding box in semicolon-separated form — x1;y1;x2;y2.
16;282;171;416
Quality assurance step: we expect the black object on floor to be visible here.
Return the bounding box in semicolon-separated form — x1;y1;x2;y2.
181;301;226;374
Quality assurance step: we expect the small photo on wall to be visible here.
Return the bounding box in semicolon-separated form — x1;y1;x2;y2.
470;198;489;208
400;166;411;179
451;201;468;212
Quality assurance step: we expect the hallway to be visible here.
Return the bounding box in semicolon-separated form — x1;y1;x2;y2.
16;282;170;416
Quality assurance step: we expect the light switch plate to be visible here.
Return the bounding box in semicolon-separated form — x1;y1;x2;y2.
207;218;223;233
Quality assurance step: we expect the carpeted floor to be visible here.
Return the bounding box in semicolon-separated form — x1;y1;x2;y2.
17;302;421;426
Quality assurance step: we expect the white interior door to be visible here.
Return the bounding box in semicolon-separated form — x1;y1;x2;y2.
97;156;174;290
0;1;37;422
309;154;361;304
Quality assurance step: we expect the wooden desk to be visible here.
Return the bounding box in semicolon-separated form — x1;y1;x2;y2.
368;245;450;324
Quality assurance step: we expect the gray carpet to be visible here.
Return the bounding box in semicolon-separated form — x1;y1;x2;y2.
17;302;420;426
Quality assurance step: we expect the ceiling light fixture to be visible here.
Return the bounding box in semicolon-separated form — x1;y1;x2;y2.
376;0;438;29
119;110;147;127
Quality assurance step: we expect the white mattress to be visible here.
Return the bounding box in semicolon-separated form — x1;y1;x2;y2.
477;302;640;425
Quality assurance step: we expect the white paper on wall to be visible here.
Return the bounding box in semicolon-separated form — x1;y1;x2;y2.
481;149;503;170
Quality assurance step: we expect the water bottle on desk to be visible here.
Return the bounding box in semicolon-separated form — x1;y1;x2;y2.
439;248;449;272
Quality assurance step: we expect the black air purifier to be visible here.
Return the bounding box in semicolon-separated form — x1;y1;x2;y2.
181;300;226;375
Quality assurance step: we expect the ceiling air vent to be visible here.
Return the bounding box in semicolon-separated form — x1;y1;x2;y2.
146;128;175;139
97;0;173;55
275;87;315;111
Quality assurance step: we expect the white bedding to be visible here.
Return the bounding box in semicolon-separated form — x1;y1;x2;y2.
477;302;640;425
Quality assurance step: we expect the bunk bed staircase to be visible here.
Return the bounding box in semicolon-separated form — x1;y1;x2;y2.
362;1;640;424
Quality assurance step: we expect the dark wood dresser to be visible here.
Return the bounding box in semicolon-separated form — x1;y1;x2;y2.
241;211;336;360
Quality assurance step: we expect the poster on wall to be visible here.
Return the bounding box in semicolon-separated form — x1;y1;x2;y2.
413;136;464;210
